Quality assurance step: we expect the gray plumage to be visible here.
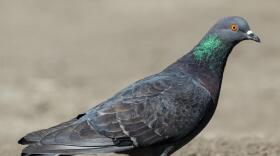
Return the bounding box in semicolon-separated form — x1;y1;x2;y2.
18;16;260;156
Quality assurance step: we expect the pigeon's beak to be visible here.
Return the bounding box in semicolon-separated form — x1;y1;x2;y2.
246;30;261;43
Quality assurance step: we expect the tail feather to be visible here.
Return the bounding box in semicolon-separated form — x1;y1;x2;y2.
22;143;133;155
18;137;34;145
21;153;64;156
19;117;78;145
19;115;134;155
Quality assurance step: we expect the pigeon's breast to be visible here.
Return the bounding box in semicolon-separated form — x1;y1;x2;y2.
163;78;212;136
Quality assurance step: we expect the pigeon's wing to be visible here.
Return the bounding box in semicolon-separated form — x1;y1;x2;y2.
20;74;211;155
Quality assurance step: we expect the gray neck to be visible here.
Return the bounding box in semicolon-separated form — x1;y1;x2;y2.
191;34;234;78
164;34;235;101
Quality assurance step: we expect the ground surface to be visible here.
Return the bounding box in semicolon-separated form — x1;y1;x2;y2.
0;0;280;156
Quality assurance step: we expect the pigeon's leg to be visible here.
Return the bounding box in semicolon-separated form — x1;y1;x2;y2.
159;146;174;156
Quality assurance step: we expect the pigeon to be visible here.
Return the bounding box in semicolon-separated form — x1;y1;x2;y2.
18;16;260;156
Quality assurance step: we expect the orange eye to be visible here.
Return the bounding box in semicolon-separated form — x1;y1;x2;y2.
230;24;238;31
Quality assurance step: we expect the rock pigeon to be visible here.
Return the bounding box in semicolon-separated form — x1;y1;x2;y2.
18;16;260;156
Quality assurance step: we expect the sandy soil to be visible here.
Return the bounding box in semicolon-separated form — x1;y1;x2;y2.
0;0;280;155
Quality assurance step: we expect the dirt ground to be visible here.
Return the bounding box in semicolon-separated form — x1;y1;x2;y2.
0;0;280;156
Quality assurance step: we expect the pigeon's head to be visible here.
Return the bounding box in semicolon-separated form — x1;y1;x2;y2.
209;16;260;44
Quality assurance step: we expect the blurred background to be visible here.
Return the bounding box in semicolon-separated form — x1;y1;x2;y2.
0;0;279;155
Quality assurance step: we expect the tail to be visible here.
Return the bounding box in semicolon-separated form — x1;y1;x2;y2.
21;153;64;156
18;114;134;155
19;117;78;156
21;144;133;156
18;117;79;145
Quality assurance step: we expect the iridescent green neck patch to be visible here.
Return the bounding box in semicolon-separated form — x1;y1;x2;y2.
193;34;222;61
